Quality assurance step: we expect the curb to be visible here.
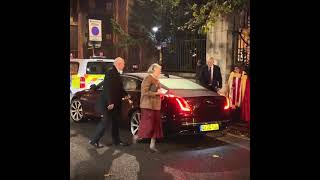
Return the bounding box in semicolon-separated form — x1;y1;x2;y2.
226;133;250;141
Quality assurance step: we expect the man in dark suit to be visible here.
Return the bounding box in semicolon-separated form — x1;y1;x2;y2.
89;57;130;148
199;57;222;92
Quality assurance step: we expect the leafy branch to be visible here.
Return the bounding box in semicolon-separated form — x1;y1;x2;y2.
110;18;143;48
178;0;249;34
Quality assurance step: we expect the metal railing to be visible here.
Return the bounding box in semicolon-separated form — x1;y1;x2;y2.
162;38;206;72
232;10;250;67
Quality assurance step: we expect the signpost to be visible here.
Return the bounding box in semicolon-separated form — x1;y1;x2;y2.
88;19;102;57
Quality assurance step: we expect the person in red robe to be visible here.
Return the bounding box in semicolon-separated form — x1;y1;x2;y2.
227;64;248;121
241;76;250;127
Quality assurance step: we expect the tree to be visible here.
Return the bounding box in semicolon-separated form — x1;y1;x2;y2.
111;0;249;48
109;0;168;48
111;0;193;46
179;0;250;34
110;18;143;48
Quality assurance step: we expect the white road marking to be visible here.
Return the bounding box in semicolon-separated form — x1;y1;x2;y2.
108;153;140;180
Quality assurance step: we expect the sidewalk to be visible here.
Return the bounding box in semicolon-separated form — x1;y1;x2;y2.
225;121;250;139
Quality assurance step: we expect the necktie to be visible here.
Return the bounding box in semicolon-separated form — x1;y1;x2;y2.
209;67;213;83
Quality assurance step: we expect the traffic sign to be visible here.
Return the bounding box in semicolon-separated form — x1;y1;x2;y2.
88;19;102;41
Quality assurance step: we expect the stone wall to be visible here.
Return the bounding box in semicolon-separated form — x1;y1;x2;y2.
206;15;239;95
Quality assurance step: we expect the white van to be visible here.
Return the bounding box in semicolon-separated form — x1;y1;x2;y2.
70;58;114;96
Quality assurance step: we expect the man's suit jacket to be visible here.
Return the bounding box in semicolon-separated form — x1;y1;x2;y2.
96;66;127;113
199;65;222;90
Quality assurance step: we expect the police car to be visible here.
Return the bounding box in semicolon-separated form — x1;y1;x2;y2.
70;58;115;98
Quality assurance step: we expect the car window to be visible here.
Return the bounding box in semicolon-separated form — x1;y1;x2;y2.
122;77;141;91
86;62;113;74
159;79;206;90
70;62;79;75
96;77;141;91
97;82;103;90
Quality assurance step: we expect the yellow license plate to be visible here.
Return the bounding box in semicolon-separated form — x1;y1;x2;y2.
200;124;219;132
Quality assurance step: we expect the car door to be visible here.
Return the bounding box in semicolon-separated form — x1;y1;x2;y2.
80;83;103;117
120;76;142;127
70;61;80;91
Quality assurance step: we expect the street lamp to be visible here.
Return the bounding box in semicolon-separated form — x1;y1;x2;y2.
152;26;159;33
152;26;162;65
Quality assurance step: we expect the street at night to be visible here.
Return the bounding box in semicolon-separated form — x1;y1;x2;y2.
70;120;250;180
70;0;250;179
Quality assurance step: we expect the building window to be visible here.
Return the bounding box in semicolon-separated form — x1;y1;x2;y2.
106;2;112;11
106;34;112;40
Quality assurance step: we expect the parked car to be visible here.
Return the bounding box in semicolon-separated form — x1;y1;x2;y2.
70;58;114;96
70;73;231;136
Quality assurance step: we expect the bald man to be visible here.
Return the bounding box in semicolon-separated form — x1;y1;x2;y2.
90;57;130;147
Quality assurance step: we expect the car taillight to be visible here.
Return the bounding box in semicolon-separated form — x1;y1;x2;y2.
175;97;192;112
80;76;86;88
165;94;191;112
224;96;230;110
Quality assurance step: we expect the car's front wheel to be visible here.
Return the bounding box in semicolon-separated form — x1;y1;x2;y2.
70;99;86;123
130;110;141;135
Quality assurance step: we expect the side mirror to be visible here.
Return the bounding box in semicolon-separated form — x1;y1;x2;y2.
90;84;97;90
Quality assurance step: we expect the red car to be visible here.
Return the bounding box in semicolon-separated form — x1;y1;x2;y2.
70;73;231;136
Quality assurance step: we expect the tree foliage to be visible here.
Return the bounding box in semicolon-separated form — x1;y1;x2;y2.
111;0;249;48
179;0;249;34
110;18;144;48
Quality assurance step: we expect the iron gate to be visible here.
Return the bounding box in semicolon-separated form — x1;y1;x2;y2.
162;37;206;72
232;10;250;68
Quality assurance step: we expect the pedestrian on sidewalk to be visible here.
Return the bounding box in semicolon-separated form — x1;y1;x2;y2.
133;63;165;153
199;57;222;93
89;57;130;148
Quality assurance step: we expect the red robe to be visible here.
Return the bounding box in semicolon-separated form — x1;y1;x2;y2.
227;71;247;109
241;78;250;123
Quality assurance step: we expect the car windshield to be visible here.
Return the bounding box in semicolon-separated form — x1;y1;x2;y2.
86;62;113;74
159;79;206;90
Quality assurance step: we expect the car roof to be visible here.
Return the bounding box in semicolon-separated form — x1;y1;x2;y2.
70;59;115;63
124;73;183;80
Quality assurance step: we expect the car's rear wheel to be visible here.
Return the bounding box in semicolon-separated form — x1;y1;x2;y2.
130;110;141;135
70;99;86;123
